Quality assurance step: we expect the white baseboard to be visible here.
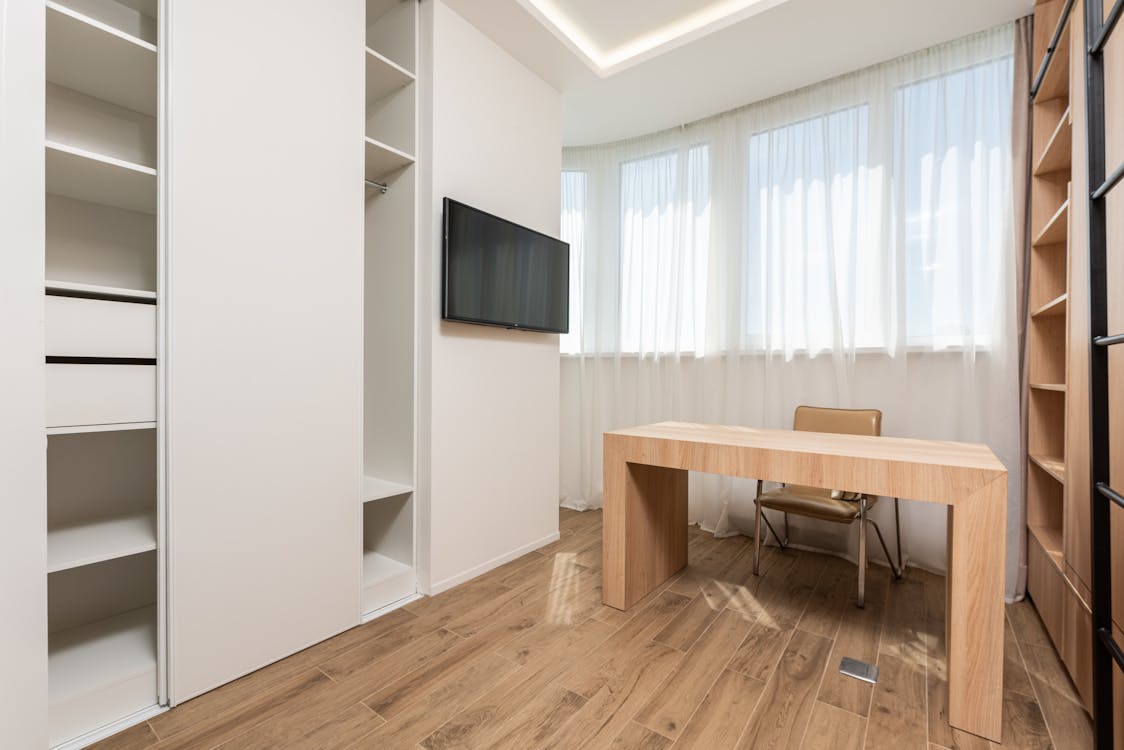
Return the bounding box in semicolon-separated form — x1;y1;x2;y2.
428;531;561;595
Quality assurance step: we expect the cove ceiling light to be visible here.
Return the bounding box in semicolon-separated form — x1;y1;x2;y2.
515;0;793;76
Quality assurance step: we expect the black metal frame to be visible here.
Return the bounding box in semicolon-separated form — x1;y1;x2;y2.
1033;0;1077;97
1081;0;1123;745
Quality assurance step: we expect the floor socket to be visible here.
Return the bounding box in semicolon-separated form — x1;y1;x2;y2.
839;656;879;684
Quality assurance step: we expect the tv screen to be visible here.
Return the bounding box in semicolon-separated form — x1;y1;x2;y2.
442;198;570;333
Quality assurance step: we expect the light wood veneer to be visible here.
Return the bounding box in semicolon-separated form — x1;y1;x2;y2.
602;421;1007;742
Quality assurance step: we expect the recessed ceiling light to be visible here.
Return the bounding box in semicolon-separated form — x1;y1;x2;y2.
516;0;791;76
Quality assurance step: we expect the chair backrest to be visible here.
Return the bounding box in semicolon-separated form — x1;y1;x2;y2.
793;405;882;437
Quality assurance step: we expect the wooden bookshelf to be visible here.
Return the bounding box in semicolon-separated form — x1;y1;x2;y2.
1025;0;1099;713
1027;0;1073;555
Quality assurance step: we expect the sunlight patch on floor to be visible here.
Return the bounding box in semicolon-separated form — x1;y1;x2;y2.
545;553;583;625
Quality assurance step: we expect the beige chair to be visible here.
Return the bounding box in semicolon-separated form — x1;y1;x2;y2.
752;405;902;607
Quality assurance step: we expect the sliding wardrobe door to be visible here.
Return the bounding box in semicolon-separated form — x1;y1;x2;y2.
165;0;364;701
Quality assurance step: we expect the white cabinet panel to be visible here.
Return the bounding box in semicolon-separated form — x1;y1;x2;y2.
0;0;49;744
46;295;156;358
167;0;364;702
46;364;155;428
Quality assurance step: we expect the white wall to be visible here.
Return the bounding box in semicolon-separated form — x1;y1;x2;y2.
166;0;364;701
0;0;48;744
421;0;562;592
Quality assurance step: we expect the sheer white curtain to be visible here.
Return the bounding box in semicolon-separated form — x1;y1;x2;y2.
559;25;1024;599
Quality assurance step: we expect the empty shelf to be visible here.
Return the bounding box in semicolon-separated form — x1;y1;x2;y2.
46;2;157;117
1028;524;1064;567
366;0;402;23
1030;453;1066;484
46;279;156;302
49;605;157;746
1031;293;1068;318
362;551;415;614
1030;383;1066;392
46;141;157;214
1034;108;1072;176
364;137;414;183
47;422;156;436
1032;199;1069;247
1035;19;1070;103
366;47;414;106
48;513;156;574
363;475;413;503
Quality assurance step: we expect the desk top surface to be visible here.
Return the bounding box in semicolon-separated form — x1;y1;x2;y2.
607;421;1006;476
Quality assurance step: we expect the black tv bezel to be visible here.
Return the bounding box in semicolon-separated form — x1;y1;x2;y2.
441;197;570;334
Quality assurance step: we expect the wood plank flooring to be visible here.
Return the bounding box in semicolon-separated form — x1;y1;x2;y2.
93;509;1093;750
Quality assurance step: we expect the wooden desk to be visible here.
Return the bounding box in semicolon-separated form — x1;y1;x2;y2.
601;422;1007;742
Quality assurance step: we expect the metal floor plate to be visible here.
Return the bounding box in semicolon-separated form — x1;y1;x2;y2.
839;656;879;684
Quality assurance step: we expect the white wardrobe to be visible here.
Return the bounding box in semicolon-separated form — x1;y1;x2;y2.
43;0;162;744
9;0;422;746
2;0;564;745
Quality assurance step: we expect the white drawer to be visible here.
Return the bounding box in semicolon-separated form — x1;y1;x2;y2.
46;364;156;428
46;295;156;359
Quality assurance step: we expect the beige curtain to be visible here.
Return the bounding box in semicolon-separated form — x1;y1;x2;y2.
1013;15;1034;600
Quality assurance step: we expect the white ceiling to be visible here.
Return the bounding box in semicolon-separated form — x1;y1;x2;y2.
443;0;1033;147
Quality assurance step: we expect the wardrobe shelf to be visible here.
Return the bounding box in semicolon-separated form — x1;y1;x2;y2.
46;279;157;302
1033;199;1069;247
48;605;157;747
47;513;157;574
1035;20;1070;104
1033;107;1072;176
363;475;413;503
46;140;157;215
46;1;157;117
366;47;414;106
362;551;414;614
364;137;414;182
46;422;156;436
366;0;401;24
1031;293;1068;318
1030;382;1067;392
1030;453;1066;484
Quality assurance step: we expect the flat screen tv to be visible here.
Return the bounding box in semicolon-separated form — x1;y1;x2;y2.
442;197;569;333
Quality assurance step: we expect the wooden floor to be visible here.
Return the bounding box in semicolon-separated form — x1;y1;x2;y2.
94;509;1094;750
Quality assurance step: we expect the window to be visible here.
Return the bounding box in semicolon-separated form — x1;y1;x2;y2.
560;40;1012;358
618;145;709;354
744;105;878;353
894;57;1013;350
560;170;586;355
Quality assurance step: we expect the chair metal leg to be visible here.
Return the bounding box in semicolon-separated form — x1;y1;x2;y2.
753;480;763;574
857;498;867;608
893;497;903;577
761;514;787;549
868;519;903;580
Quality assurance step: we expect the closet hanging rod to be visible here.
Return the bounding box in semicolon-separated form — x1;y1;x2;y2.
365;179;388;193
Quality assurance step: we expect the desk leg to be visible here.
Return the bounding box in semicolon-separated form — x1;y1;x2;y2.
602;456;688;611
946;476;1006;742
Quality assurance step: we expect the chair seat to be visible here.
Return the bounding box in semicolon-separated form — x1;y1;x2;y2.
757;484;877;523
